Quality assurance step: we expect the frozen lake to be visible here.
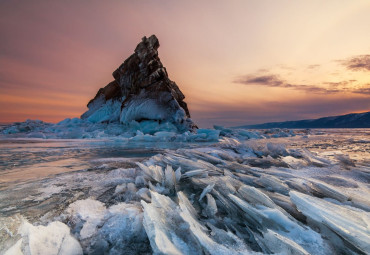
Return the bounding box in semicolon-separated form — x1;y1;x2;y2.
0;128;369;254
0;139;207;187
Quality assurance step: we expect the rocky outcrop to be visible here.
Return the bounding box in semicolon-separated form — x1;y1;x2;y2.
81;35;196;132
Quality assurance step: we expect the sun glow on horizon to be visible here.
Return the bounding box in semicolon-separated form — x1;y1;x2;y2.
0;0;369;127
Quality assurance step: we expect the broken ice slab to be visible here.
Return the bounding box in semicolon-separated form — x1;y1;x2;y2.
64;199;147;254
290;191;370;254
141;191;204;255
237;185;277;208
254;174;290;195
4;220;83;255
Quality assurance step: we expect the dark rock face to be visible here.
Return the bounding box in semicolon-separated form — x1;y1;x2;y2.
81;35;196;131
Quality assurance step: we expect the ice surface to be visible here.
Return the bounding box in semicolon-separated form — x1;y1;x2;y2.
199;183;215;201
65;199;106;239
4;220;82;255
142;191;204;255
63;199;148;254
1;128;369;254
86;99;121;123
80;94;106;120
120;97;179;123
1;118;306;142
290;191;370;254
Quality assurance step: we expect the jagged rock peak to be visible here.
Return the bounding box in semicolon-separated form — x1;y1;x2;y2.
81;35;196;133
135;35;160;55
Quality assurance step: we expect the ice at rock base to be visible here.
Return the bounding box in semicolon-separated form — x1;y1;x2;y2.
2;127;370;255
0;119;299;141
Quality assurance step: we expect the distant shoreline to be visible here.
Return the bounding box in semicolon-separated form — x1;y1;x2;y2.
236;111;370;129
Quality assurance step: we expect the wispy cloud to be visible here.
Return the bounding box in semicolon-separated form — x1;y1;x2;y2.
323;80;356;87
352;85;370;95
307;64;320;69
236;75;286;87
341;54;370;72
234;73;369;95
234;74;341;94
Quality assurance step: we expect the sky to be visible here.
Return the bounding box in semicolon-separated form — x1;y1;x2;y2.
1;0;370;127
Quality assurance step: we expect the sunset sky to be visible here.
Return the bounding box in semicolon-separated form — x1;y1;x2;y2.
1;1;370;127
